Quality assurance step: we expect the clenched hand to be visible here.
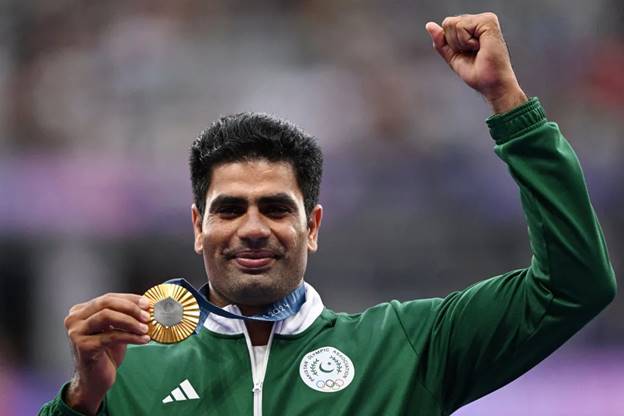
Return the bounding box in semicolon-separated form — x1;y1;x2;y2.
425;12;528;113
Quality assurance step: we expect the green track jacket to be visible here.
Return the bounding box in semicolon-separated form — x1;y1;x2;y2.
40;98;616;415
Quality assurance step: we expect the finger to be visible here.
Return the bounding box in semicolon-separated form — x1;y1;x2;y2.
84;309;149;336
69;302;87;315
425;22;454;63
442;17;462;53
74;294;151;323
458;13;502;49
76;331;150;355
99;331;151;347
425;21;444;47
456;21;479;51
65;302;89;329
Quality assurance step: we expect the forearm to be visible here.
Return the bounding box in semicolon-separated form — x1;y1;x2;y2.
489;97;617;311
64;378;106;416
39;382;106;416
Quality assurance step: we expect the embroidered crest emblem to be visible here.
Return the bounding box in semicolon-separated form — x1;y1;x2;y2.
299;346;355;392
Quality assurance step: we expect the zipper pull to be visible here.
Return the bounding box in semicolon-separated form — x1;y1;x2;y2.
252;382;263;393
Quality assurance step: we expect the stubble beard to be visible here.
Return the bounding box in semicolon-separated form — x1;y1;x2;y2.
207;257;306;308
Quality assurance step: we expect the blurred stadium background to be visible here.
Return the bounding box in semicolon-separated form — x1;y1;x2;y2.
1;1;622;414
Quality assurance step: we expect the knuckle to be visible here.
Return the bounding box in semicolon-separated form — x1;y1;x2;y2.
68;303;81;314
81;339;99;354
99;308;113;319
132;305;142;318
87;310;107;329
94;293;114;308
483;12;498;21
67;326;84;342
88;310;102;323
92;310;113;328
92;296;104;310
83;317;96;334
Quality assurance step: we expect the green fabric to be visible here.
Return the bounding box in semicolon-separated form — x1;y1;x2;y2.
38;383;106;416
39;98;616;415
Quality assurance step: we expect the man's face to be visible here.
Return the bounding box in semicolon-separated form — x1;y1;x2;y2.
192;159;322;311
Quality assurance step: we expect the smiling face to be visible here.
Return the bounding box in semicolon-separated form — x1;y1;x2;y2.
192;159;322;313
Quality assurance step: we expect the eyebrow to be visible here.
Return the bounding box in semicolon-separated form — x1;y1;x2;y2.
208;193;299;212
258;193;298;209
208;195;246;213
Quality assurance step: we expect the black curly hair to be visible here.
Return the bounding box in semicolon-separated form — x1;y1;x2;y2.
190;112;323;219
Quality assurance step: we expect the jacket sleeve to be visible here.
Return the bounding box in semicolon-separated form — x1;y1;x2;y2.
38;383;108;416
394;97;616;414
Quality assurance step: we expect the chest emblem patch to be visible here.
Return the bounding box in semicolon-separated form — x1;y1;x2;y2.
299;346;355;392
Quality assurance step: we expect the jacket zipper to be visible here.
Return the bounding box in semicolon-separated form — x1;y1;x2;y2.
244;325;275;416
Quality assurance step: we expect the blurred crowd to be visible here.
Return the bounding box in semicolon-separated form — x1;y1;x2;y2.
1;0;622;414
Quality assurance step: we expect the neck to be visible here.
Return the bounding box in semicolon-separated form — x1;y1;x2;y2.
238;304;274;346
245;320;273;346
207;288;275;346
209;290;273;346
236;304;272;346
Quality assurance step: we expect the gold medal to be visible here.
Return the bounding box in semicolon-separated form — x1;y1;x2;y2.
144;283;201;344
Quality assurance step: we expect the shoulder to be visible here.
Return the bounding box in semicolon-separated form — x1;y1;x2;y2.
321;298;443;331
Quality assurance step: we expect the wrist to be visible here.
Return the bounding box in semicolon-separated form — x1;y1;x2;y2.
65;378;105;416
486;85;528;114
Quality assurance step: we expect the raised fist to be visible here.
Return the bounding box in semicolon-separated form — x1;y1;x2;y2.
425;12;527;113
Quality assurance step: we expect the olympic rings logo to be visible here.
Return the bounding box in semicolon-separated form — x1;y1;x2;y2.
315;378;346;390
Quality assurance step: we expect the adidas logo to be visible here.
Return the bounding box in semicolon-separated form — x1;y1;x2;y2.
162;379;200;404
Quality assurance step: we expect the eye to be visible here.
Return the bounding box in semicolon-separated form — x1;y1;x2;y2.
264;204;291;218
216;205;245;218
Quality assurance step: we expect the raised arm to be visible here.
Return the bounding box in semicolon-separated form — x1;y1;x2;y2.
393;13;617;414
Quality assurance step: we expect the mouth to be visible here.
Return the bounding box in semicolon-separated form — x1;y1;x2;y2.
229;249;280;272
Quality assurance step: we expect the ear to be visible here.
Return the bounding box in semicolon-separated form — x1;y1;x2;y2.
306;204;323;252
191;204;204;254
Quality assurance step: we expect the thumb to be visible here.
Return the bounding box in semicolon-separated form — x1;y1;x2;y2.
425;21;453;63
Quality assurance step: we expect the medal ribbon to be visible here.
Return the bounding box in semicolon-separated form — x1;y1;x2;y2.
165;278;306;334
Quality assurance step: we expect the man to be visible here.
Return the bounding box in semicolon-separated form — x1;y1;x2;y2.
40;13;616;415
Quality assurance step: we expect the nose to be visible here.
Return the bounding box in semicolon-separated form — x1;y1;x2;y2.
236;208;271;247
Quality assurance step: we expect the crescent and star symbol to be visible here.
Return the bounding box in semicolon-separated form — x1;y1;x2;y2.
319;362;334;373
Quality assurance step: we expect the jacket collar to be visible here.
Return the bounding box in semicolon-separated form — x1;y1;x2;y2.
202;282;324;336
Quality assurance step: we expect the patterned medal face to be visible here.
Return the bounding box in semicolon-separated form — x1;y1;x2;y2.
144;283;201;344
